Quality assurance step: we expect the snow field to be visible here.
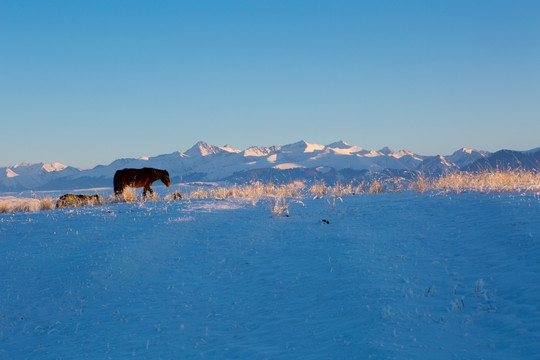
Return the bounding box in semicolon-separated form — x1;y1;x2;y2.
1;193;539;359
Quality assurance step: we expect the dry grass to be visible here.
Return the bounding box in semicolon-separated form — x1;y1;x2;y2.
409;173;430;194
184;181;305;216
39;197;54;210
269;196;290;217
0;169;537;214
11;201;34;213
309;179;398;197
120;187;138;202
387;178;404;193
369;180;384;194
0;197;51;213
306;170;540;197
431;169;540;193
309;182;328;197
185;181;303;203
0;202;9;213
140;169;528;198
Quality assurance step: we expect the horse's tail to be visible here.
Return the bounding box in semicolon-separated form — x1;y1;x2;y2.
113;170;122;194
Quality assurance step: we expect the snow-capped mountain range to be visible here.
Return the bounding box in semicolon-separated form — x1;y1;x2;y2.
1;140;538;192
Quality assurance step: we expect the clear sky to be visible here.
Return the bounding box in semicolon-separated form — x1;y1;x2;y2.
1;0;539;169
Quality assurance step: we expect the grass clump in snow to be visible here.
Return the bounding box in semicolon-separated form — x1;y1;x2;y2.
1;169;538;214
122;187;139;202
305;169;540;197
109;187;139;203
0;202;8;213
181;169;539;208
409;173;431;194
311;182;346;210
39;197;55;210
431;169;540;193
308;179;399;198
184;181;305;216
0;197;54;213
269;195;290;217
185;181;303;203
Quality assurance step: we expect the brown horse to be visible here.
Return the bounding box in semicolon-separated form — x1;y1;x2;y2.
114;168;171;199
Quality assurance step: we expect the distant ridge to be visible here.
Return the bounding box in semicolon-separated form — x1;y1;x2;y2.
1;141;538;192
463;149;540;171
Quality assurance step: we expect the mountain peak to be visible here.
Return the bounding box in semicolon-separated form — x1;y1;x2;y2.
282;140;325;153
5;168;18;178
378;146;395;155
244;145;280;157
13;163;35;169
220;145;241;153
42;162;68;172
185;141;225;157
447;148;490;168
327;140;352;149
452;147;475;155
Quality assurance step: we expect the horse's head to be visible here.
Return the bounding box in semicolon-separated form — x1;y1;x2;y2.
162;170;171;187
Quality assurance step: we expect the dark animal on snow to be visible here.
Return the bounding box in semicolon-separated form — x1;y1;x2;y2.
170;191;183;200
56;194;101;208
114;167;171;199
164;191;183;201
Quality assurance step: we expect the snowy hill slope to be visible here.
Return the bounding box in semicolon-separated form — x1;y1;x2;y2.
0;163;81;191
2;140;538;192
1;194;539;358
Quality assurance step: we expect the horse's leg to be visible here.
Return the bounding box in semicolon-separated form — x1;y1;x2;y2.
115;185;125;200
143;187;148;200
144;185;154;200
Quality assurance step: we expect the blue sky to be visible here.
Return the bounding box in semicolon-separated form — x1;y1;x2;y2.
1;0;539;169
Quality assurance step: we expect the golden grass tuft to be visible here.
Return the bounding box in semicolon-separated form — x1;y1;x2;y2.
0;169;537;214
39;197;55;210
304;169;539;197
432;169;540;193
369;180;383;194
409;173;430;194
121;187;138;202
0;197;54;213
269;195;289;217
185;181;303;203
309;182;328;197
11;202;33;213
0;201;9;213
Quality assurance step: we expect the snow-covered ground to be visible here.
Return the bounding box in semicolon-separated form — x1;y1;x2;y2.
1;192;539;359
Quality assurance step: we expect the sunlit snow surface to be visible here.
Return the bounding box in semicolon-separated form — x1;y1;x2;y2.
1;193;540;359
